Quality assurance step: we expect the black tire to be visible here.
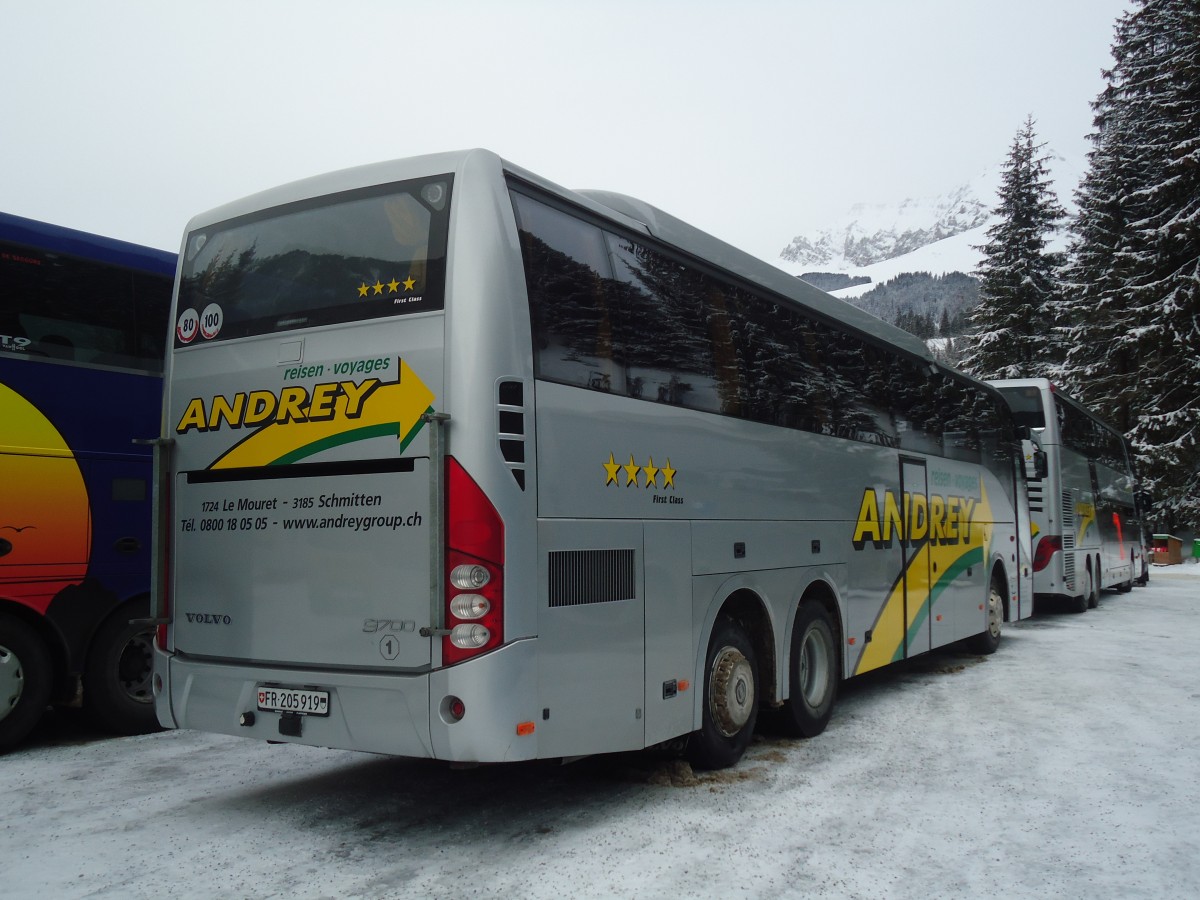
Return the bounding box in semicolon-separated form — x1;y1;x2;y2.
1071;567;1092;614
1087;564;1100;609
776;603;838;738
967;576;1004;655
688;617;759;770
83;609;158;735
0;612;53;752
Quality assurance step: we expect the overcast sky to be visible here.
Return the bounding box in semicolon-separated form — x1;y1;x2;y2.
1;1;1130;263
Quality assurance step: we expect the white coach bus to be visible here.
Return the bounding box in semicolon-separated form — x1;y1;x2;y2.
991;379;1146;612
151;150;1032;769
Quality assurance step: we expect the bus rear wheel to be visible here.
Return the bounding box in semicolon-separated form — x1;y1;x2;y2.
968;577;1003;655
0;612;52;752
83;609;158;735
777;603;838;738
1072;567;1093;614
688;617;758;770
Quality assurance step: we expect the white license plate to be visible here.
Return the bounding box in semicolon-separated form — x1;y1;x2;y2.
256;686;330;716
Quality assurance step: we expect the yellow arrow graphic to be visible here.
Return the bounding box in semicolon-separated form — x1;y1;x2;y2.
210;359;435;469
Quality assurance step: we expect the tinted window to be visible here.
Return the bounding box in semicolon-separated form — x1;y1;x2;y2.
996;385;1046;430
513;193;621;392
609;235;732;412
1;238;171;373
1056;395;1129;471
176;176;451;346
513;188;1011;459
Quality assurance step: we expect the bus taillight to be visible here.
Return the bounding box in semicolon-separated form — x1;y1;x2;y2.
443;457;504;665
1033;535;1063;572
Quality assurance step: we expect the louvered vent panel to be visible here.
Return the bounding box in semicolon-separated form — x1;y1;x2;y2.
1027;482;1044;513
549;549;636;608
1063;553;1076;589
1061;490;1076;549
497;379;526;491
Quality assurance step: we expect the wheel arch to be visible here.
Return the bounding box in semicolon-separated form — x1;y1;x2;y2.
785;578;844;684
714;588;777;708
988;555;1012;622
82;591;151;669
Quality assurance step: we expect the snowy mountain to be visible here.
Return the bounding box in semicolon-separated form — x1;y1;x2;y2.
779;169;998;271
774;151;1080;303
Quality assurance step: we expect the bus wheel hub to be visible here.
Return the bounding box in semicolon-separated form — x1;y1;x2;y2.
711;647;754;737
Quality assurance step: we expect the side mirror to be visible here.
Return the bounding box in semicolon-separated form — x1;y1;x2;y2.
1021;439;1048;481
1033;449;1048;480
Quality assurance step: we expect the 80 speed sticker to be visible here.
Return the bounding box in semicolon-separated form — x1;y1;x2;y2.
176;309;199;343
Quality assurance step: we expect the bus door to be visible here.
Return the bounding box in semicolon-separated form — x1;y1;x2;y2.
900;459;933;657
1014;457;1035;619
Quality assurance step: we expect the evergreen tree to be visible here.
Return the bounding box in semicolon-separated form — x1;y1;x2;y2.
959;116;1066;380
938;307;952;337
1062;0;1200;530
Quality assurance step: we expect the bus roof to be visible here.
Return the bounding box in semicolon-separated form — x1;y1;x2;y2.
0;211;177;277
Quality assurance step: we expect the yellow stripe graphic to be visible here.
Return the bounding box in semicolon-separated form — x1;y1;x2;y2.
854;482;993;675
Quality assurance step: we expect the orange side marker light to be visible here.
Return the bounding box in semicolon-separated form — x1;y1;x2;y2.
516;721;536;737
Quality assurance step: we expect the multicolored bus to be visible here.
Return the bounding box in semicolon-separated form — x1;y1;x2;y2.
153;150;1032;769
991;379;1146;612
1;211;174;751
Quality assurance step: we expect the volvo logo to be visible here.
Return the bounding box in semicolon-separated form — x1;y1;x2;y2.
184;612;232;625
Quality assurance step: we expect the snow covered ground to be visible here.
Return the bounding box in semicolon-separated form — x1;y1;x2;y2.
4;566;1200;900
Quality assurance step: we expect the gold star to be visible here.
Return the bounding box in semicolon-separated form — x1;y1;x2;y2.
403;276;417;291
623;455;641;487
643;456;659;488
660;458;676;489
387;278;400;293
357;283;369;298
603;452;621;486
373;281;384;295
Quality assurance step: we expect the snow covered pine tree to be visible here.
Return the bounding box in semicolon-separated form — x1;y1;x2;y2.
960;115;1066;381
1062;0;1200;531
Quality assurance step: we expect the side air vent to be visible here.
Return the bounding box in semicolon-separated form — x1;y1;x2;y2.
549;549;636;608
1061;490;1076;549
497;379;526;490
1027;481;1044;513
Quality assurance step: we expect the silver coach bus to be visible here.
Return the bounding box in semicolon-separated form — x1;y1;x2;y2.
152;150;1032;769
991;378;1146;612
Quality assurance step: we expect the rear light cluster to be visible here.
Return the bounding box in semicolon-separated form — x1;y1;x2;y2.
443;457;504;665
1033;535;1062;572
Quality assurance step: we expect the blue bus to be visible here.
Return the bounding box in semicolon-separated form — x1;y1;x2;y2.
1;211;175;750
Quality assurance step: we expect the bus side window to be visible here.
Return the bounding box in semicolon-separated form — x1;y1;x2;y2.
511;194;623;394
892;361;943;457
606;235;721;411
935;375;982;465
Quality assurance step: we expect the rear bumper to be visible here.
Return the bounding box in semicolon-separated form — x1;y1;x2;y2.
154;637;539;762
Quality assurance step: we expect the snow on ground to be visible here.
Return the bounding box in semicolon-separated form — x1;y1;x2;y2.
4;566;1200;900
